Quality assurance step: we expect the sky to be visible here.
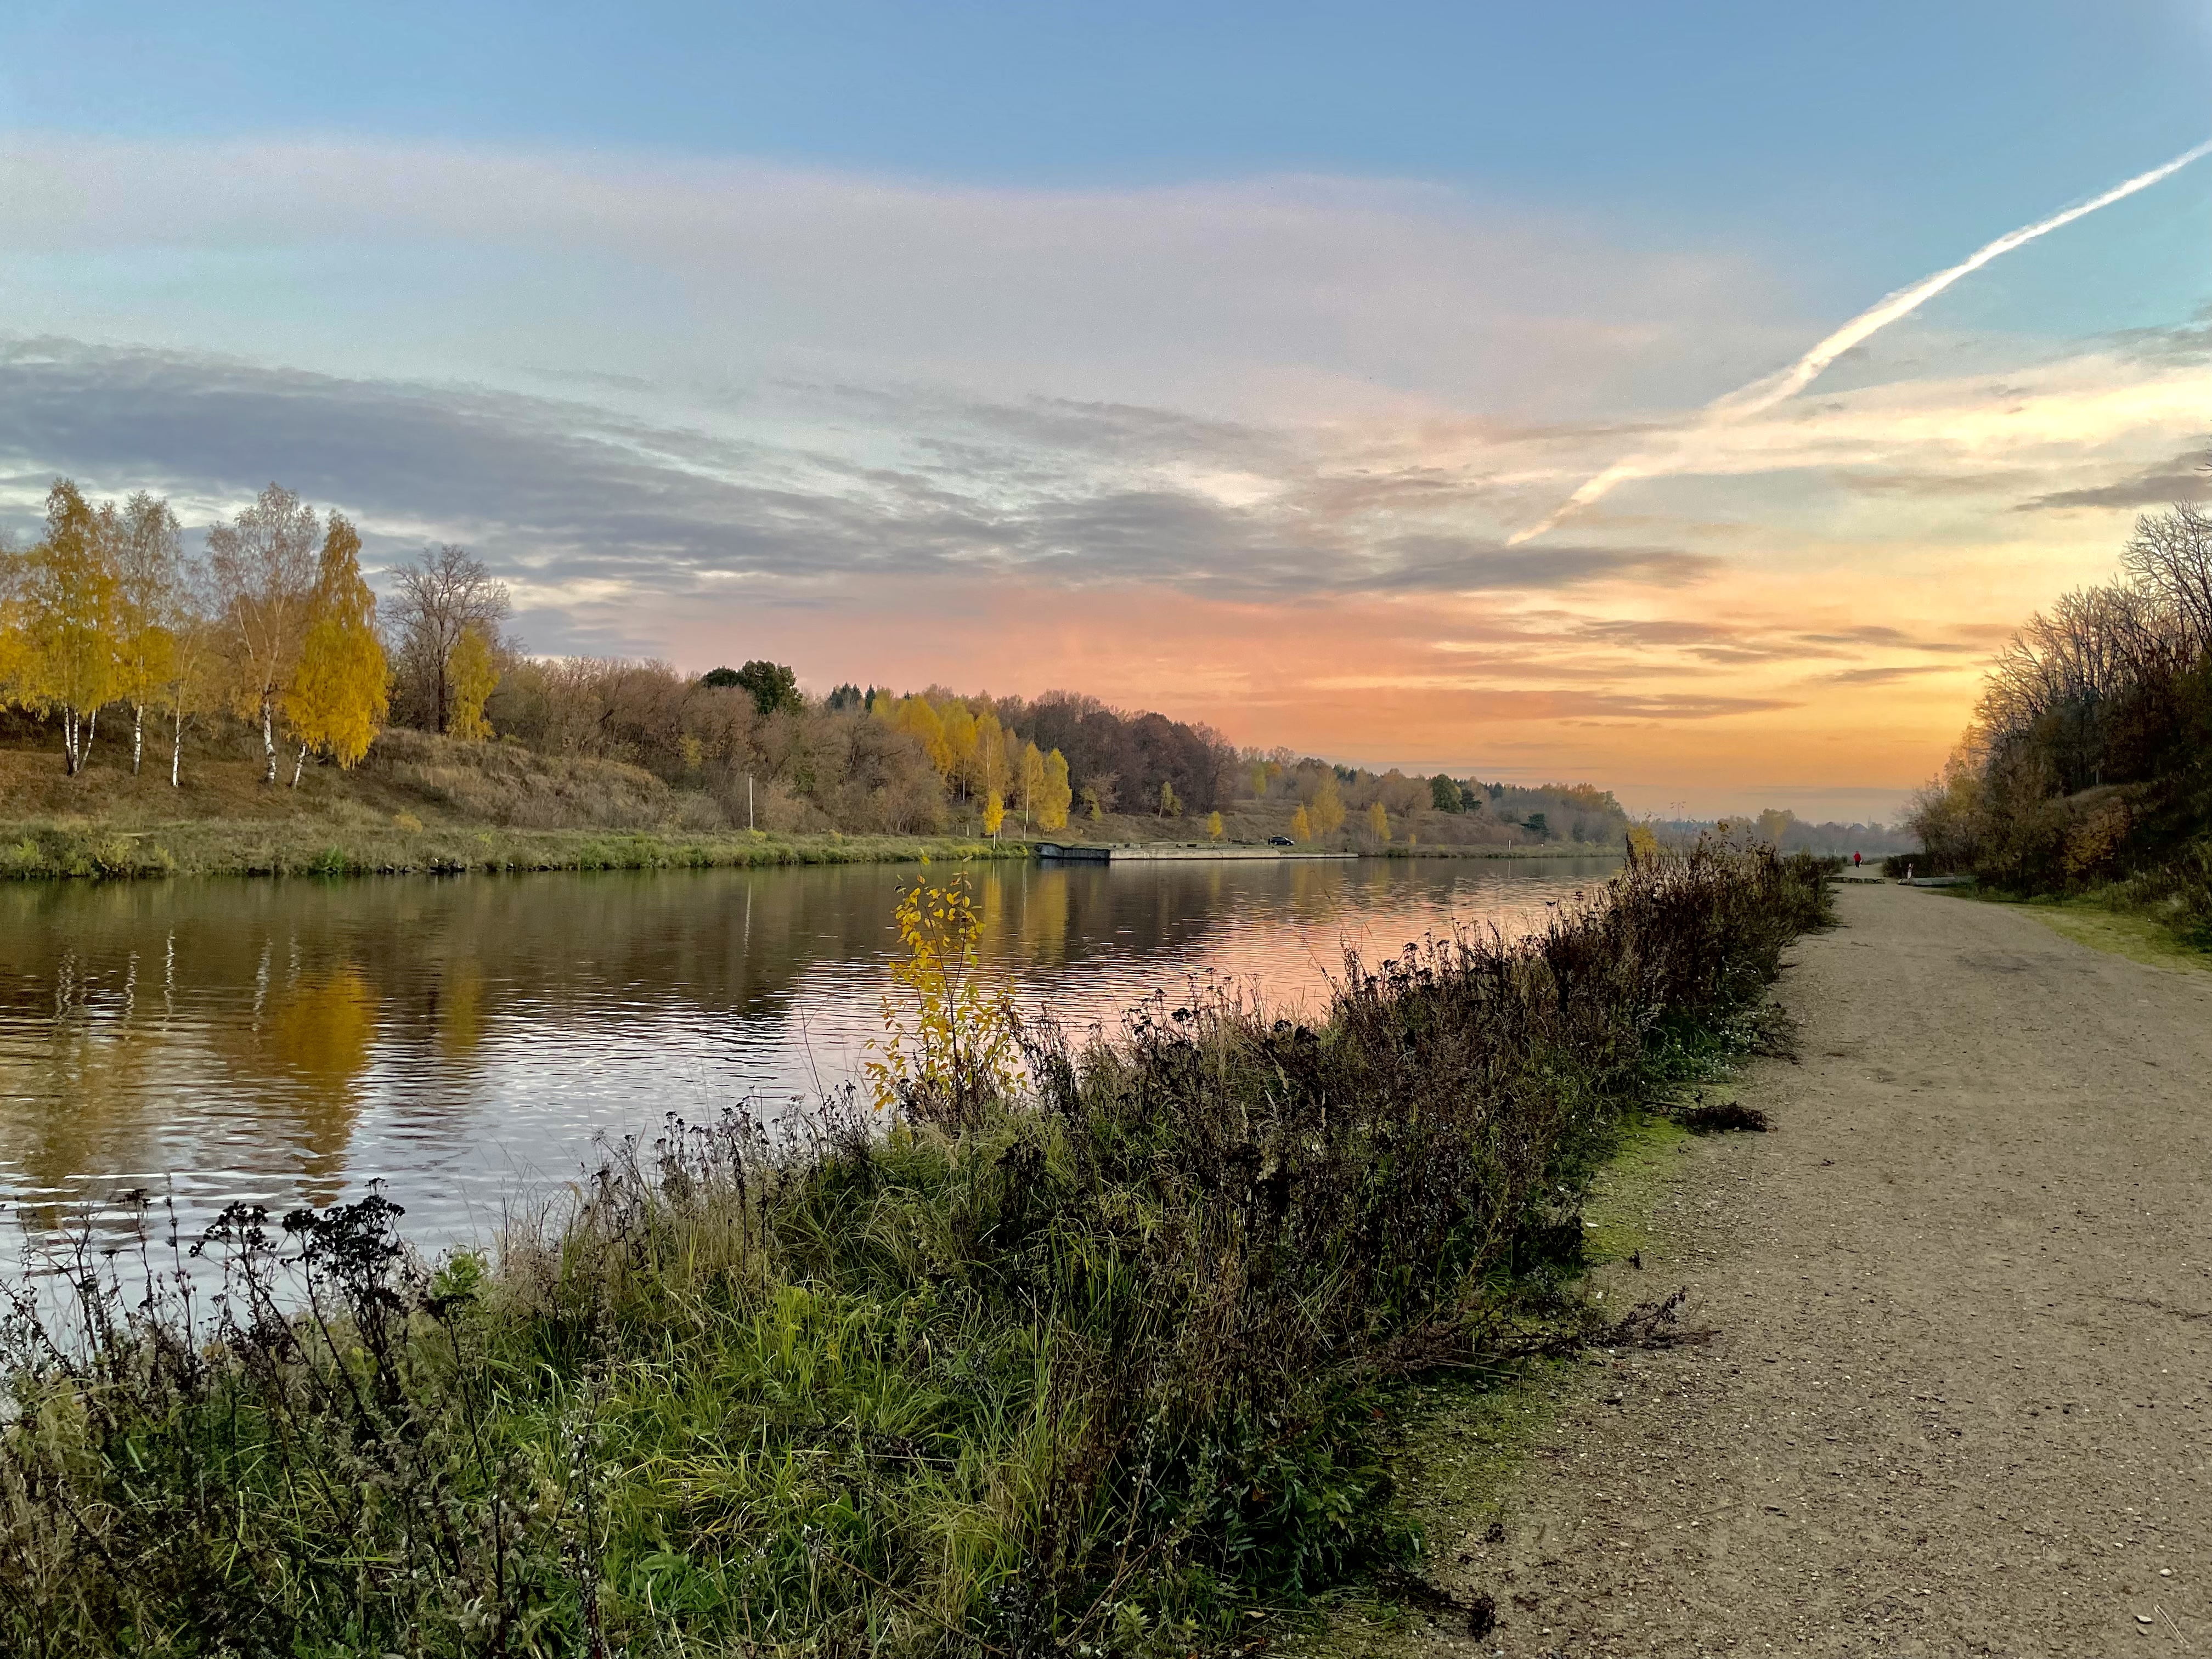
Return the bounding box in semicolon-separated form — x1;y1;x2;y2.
4;2;2210;820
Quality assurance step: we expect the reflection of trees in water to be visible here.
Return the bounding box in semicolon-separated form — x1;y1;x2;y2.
0;944;165;1231
0;860;1610;1240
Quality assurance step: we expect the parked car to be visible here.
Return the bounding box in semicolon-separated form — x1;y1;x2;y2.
1267;835;1295;846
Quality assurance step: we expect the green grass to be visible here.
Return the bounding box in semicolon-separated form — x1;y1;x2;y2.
1936;885;2212;973
0;819;1028;879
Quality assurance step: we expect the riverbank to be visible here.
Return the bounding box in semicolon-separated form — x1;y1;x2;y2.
0;734;1615;880
0;846;1826;1655
1379;879;2212;1654
0;816;1026;878
0;816;1626;880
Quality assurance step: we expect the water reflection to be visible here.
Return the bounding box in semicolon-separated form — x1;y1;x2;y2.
1;856;1615;1251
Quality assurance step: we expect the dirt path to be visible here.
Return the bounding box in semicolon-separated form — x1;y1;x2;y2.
1440;882;2212;1657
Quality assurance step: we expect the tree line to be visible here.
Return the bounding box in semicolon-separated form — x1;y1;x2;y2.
1911;481;2211;919
3;475;1632;848
0;481;507;789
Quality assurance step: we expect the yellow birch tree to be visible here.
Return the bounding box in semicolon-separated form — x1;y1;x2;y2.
1206;810;1224;840
1019;741;1045;828
162;609;220;788
110;492;183;776
971;709;1006;802
208;483;323;783
1036;748;1073;831
445;624;500;739
982;790;1005;839
22;481;120;776
1310;774;1346;836
940;701;978;795
1367;800;1391;843
283;512;388;784
891;695;951;774
1291;805;1312;843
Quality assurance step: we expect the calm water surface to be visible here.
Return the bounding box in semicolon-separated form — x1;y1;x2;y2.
2;856;1615;1252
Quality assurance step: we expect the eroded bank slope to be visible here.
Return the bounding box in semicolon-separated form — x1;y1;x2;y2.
1436;881;2212;1656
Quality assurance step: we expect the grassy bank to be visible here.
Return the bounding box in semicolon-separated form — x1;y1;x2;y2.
0;728;1615;881
0;818;1026;878
0;844;1827;1657
0;816;1619;879
1933;884;2212;973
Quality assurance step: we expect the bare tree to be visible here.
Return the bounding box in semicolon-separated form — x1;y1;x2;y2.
386;544;510;733
208;484;323;783
2121;502;2212;662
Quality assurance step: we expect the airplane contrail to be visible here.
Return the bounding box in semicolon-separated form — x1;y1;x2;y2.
1507;137;2212;546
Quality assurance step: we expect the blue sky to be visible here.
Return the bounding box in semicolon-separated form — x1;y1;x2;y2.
4;2;2210;816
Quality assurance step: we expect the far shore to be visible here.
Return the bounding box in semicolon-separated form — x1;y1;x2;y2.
0;816;1624;881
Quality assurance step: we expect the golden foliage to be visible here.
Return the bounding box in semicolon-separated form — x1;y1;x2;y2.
1291;804;1312;843
283;514;389;774
1367;800;1390;843
1036;747;1073;831
1019;741;1045;824
889;695;952;773
864;870;1019;1122
981;789;1005;838
1308;774;1346;836
20;481;120;772
1206;810;1224;840
2063;800;2131;879
445;625;500;741
939;701;978;789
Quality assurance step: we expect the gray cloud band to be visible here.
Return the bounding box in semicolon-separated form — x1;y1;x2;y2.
0;338;1711;606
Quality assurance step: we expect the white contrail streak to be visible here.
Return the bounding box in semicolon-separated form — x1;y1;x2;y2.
1508;137;2212;545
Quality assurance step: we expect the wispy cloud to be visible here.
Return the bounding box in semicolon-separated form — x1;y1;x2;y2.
2017;445;2207;511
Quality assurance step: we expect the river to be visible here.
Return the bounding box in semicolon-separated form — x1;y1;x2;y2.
1;855;1616;1255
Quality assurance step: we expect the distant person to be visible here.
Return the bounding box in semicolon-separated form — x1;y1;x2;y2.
1853;851;1861;867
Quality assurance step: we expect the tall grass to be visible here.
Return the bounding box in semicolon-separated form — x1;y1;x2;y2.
0;843;1827;1656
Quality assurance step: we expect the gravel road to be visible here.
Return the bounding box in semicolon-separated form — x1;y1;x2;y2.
1441;881;2212;1657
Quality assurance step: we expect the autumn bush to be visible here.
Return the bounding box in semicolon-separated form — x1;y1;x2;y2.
0;846;1824;1657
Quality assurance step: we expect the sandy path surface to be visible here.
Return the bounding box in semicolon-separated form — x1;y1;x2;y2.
1444;882;2212;1657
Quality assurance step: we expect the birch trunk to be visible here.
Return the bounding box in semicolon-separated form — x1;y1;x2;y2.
259;696;277;784
171;714;185;787
291;742;309;788
132;704;144;774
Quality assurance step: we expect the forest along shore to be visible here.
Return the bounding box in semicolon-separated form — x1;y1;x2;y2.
1434;880;2212;1657
0;724;1630;878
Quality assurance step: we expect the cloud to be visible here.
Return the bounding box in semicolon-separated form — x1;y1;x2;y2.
1809;663;1968;687
0;339;1721;623
2016;445;2208;510
0;135;1799;423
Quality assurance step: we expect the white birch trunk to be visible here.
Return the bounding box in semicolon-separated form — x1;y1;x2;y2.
132;704;144;774
171;714;185;788
260;697;277;783
291;742;309;788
